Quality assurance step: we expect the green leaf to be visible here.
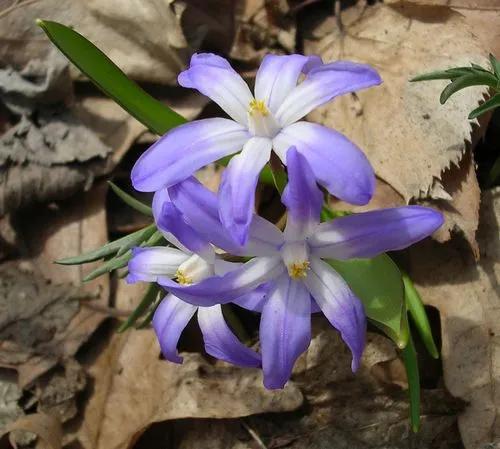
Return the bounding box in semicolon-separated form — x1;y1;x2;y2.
56;224;156;265
108;182;152;216
489;53;500;79
401;334;421;432
468;93;500;119
269;164;287;195
83;251;131;281
136;296;163;328
403;273;439;359
328;255;409;348
36;20;186;135
115;226;157;257
440;73;498;104
117;284;160;332
410;67;477;82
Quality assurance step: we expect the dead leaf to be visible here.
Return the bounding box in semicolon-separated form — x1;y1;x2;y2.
407;187;500;448
0;0;237;85
394;0;500;64
0;412;62;449
8;183;110;387
304;1;488;205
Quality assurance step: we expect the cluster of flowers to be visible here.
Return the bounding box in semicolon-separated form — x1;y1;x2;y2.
128;53;443;389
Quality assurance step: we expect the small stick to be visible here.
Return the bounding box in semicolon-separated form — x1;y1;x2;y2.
241;420;267;449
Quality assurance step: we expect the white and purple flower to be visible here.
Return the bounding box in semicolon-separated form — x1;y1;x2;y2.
157;148;444;389
131;53;382;245
126;190;264;368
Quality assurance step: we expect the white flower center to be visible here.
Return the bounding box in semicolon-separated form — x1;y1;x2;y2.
281;241;310;280
247;99;281;138
175;254;213;285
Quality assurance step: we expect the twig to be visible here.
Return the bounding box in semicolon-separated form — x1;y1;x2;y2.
241;420;267;449
334;0;344;34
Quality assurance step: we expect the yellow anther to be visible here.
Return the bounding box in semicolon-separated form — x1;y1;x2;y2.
287;261;310;280
175;269;192;285
248;99;269;116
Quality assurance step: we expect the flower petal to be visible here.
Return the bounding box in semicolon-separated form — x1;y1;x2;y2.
158;256;284;306
275;60;382;126
127;247;189;283
156;200;215;262
218;136;272;245
260;274;311;389
232;283;271;312
178;53;254;125
152;294;197;364
169;177;283;257
132;118;249;192
303;257;365;371
197;305;261;367
310;206;444;260
255;54;322;114
273;122;375;205
282;147;323;240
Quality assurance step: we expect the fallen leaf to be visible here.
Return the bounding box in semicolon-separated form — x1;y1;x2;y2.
10;183;110;387
407;187;500;448
0;412;62;449
304;1;488;204
0;0;237;85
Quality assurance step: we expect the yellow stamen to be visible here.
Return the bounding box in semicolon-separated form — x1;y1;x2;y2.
175;269;192;285
287;261;310;280
248;99;269;116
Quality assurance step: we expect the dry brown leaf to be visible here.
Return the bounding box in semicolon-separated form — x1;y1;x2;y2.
394;0;500;56
0;412;62;449
407;187;500;449
0;0;237;85
10;183;110;387
304;2;488;204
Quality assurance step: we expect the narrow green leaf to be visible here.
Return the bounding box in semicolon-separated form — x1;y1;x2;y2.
410;67;477;82
489;53;500;79
440;73;498;105
136;296;163;329
401;334;421;432
36;20;186;135
108;182;152;216
56;224;156;265
269;164;287;195
117;284;160;332
328;254;408;348
116;225;157;257
468;94;500;119
144;230;164;246
403;273;439;359
83;251;131;282
320;206;351;222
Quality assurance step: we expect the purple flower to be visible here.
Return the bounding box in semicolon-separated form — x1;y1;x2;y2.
158;148;444;389
126;191;264;368
132;53;381;245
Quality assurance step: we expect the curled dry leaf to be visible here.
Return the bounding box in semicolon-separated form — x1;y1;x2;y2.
0;412;62;449
304;2;488;204
0;0;237;85
7;183;110;387
408;187;500;449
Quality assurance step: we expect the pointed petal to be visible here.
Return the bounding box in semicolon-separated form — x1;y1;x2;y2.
127;247;189;283
178;53;254;125
132;118;249;192
169;177;282;257
156;201;215;262
282;147;323;240
260;274;311;389
197;305;261;367
153;294;197;363
158;256;284;306
232;283;271;312
218;137;272;245
304;257;365;371
310;206;444;260
255;54;322;114
275;60;382;126
274;122;375;205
